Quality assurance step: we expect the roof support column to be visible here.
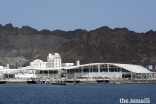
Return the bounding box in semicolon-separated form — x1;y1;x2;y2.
98;65;100;78
66;69;67;79
92;65;93;76
131;72;132;80
89;66;90;78
81;67;83;77
107;64;109;78
74;69;75;79
120;68;122;78
48;70;49;78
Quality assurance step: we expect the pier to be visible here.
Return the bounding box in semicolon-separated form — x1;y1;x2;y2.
1;77;156;85
32;78;110;84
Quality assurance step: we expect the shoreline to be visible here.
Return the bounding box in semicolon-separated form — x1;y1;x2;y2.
1;78;156;84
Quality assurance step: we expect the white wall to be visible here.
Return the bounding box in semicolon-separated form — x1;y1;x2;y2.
15;73;58;79
30;59;47;68
62;63;74;67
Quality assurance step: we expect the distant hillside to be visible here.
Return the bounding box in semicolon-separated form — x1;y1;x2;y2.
57;26;156;66
0;23;87;67
1;23;156;67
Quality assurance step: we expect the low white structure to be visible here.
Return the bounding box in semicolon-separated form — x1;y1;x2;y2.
0;53;154;79
30;59;47;68
62;63;74;67
29;53;61;69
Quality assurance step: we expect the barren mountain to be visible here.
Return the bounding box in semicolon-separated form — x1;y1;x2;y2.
57;26;156;66
1;23;156;67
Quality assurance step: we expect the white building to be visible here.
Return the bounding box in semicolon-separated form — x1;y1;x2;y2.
0;52;154;80
30;59;47;68
29;53;61;69
64;63;152;79
47;53;61;68
62;63;74;67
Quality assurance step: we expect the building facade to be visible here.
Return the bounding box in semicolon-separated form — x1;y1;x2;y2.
0;53;153;79
47;53;61;68
30;59;47;68
146;65;156;72
64;63;152;79
30;53;62;69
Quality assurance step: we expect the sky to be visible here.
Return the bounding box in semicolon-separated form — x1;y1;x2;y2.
0;0;156;32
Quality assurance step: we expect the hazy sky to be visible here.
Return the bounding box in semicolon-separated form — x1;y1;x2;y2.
0;0;155;32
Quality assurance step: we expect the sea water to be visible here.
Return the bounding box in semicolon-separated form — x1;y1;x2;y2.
0;83;155;104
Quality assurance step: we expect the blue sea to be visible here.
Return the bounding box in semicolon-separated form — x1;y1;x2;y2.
0;83;155;104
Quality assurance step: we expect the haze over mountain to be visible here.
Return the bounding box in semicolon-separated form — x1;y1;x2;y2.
0;23;156;67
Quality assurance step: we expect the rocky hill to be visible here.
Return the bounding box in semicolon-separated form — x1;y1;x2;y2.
1;23;156;67
0;23;87;67
57;26;156;66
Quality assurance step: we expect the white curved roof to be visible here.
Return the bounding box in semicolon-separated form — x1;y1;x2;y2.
63;63;151;73
0;63;150;74
111;63;150;73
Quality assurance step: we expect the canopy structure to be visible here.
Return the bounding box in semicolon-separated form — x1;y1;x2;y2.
0;63;153;79
110;63;150;73
63;63;151;74
0;63;151;74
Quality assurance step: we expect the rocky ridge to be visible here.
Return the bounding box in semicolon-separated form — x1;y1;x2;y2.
0;23;87;67
1;23;156;67
57;26;156;66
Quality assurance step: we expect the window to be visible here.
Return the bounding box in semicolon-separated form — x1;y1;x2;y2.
100;68;108;72
83;67;89;72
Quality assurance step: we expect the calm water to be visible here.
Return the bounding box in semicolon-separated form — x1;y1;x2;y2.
0;83;155;104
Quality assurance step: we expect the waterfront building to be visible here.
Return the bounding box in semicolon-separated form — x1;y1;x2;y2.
0;53;155;79
63;63;153;79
